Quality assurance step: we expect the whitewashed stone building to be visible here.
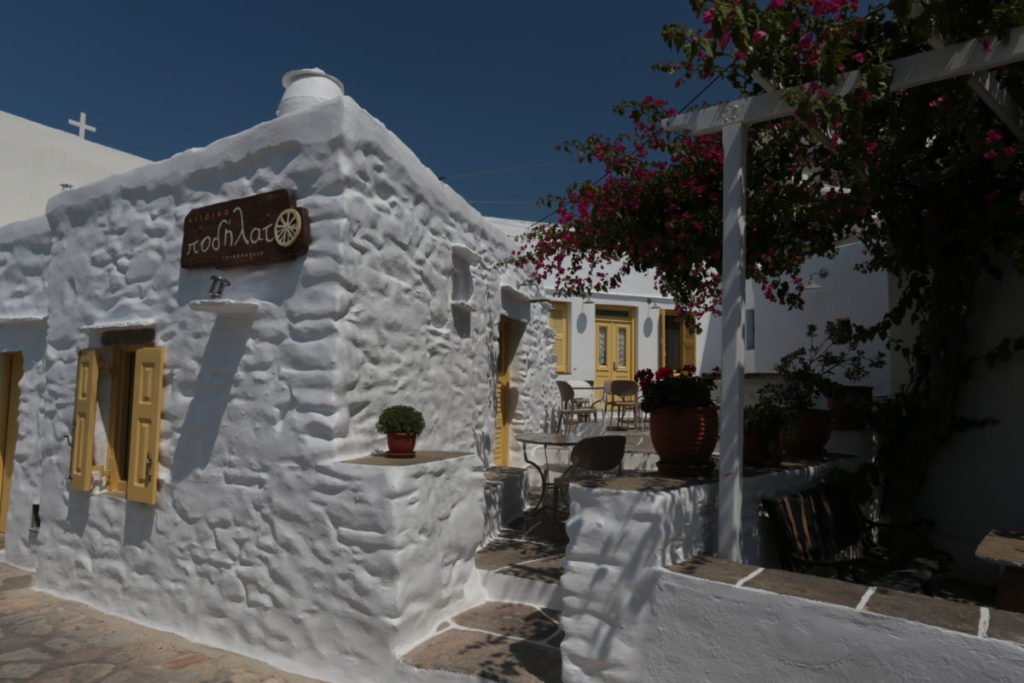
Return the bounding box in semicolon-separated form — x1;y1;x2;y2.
0;69;555;681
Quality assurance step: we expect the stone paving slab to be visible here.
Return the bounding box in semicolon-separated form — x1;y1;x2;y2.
0;563;322;682
403;621;560;682
475;538;563;572
866;587;981;635
451;602;560;643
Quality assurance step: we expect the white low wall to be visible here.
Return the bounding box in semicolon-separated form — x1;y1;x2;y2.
559;447;867;682
639;568;1024;682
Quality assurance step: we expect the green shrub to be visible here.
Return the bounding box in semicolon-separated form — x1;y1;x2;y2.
375;405;425;435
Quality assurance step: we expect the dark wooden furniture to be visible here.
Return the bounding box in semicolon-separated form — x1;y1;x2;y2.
975;530;1024;612
764;487;951;593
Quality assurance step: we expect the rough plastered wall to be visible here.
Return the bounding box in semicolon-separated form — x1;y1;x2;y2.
915;261;1024;583
560;442;869;682
0;216;50;570
639;569;1024;682
35;92;553;682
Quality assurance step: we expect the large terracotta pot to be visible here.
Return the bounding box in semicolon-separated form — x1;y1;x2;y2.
386;432;417;458
826;385;873;430
650;406;718;477
780;409;833;460
744;426;782;467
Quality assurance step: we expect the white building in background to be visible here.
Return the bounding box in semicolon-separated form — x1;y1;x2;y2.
0;110;149;226
492;217;892;398
0;69;555;682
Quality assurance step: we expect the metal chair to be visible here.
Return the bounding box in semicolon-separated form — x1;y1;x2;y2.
606;380;641;430
551;435;626;516
557;380;598;432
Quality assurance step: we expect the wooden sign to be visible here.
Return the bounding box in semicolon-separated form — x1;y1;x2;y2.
181;189;311;269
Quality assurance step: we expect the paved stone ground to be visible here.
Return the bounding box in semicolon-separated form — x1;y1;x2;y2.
403;602;562;682
0;562;322;682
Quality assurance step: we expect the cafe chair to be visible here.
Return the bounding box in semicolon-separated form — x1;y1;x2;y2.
557;380;598;432
606;380;642;430
551;435;626;517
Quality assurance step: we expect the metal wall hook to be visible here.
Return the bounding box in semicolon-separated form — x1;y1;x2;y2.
209;275;231;299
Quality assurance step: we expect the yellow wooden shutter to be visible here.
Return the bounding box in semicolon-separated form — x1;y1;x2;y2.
70;349;100;491
549;302;570;373
0;353;22;530
126;347;164;504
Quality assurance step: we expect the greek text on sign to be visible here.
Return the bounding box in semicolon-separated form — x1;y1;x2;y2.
181;189;311;269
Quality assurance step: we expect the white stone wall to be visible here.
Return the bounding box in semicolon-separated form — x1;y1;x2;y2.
0;111;149;227
31;91;554;681
559;446;867;682
0;216;51;570
915;262;1024;583
640;569;1024;682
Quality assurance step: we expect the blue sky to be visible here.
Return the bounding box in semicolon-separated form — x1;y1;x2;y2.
2;1;734;222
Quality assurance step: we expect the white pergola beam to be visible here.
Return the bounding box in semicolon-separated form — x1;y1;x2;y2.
968;70;1024;141
665;26;1024;135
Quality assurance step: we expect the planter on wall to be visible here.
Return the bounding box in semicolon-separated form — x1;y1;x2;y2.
826;385;873;430
650;406;718;477
780;409;833;460
386;433;417;458
744;426;782;467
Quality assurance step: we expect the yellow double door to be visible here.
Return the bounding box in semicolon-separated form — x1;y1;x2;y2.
594;313;635;387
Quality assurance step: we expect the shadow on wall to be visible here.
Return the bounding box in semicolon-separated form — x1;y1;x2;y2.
63;490;91;537
123;501;155;546
565;482;715;673
452;305;471;339
171;314;255;482
474;430;493;467
699;314;723;374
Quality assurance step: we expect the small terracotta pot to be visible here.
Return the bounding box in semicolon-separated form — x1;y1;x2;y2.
650;405;718;477
780;409;833;460
386;432;417;458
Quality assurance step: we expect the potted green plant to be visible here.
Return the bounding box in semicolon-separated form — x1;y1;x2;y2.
744;400;789;467
636;365;719;476
758;321;885;459
375;405;426;458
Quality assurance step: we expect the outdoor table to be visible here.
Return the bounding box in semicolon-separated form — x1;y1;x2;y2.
515;432;582;512
975;530;1024;612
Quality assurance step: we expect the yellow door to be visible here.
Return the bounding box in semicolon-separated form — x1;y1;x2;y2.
660;310;698;370
594;308;635;386
0;353;23;531
495;317;513;466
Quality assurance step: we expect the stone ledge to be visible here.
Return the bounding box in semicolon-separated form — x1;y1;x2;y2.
485;466;526;482
575;452;860;491
668;556;1024;645
343;450;473;467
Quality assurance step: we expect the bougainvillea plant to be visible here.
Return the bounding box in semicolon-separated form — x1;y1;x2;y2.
512;0;1024;518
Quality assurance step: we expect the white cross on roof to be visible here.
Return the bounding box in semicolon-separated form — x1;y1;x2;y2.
68;112;96;139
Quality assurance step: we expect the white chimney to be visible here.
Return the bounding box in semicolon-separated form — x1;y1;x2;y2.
276;68;344;117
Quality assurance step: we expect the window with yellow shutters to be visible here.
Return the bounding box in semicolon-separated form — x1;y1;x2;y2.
548;302;571;374
68;342;164;504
